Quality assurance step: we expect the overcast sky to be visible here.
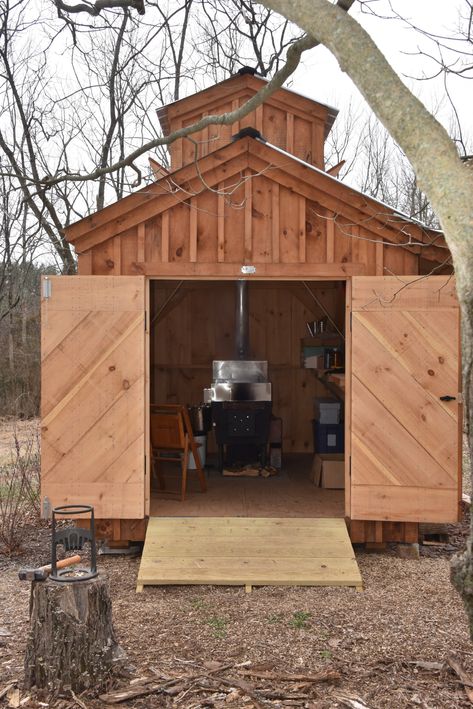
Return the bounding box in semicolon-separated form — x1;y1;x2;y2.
291;1;470;144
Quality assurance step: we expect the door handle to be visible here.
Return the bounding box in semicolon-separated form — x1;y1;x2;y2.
440;395;456;402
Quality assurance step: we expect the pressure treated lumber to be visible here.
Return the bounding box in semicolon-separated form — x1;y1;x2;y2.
136;517;362;591
24;575;126;693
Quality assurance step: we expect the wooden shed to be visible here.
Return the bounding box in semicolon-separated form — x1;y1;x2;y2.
41;72;461;586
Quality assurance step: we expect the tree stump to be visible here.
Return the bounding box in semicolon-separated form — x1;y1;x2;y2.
24;574;126;694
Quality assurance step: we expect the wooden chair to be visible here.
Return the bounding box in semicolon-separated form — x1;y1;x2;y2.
150;404;207;501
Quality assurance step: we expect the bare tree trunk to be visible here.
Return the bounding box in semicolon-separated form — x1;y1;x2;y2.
451;300;473;615
8;312;14;374
24;575;126;694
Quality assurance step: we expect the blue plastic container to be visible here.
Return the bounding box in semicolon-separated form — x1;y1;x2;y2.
312;421;344;453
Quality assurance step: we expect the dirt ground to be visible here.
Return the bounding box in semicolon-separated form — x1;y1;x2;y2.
1;514;473;709
1;420;473;708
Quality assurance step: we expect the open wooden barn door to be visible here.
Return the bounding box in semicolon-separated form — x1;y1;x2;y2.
349;276;461;523
41;276;148;520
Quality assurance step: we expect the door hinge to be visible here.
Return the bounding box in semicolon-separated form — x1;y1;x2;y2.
349;456;352;477
349;311;352;332
42;277;52;299
144;312;147;332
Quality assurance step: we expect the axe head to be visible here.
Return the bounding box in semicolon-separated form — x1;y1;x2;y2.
18;568;48;581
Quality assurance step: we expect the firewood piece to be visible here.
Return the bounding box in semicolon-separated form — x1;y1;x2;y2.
448;654;473;704
335;693;372;709
99;683;165;704
24;575;126;694
0;683;18;701
240;669;341;683
408;660;445;672
6;686;20;708
100;665;235;705
204;676;266;709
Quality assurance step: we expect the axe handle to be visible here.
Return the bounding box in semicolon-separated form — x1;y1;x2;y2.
41;555;82;574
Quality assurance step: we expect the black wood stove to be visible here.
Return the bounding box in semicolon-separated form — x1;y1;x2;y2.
204;281;272;471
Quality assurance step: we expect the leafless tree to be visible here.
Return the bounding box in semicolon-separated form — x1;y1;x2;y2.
0;1;78;273
359;0;473;156
0;172;51;416
195;0;299;81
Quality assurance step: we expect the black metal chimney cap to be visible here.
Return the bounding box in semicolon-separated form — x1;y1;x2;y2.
231;126;266;143
237;66;260;76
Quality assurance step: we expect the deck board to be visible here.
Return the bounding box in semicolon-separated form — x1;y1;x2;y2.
137;517;362;591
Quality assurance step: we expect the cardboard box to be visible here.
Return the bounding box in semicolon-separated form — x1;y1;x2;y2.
303;354;325;369
311;454;345;489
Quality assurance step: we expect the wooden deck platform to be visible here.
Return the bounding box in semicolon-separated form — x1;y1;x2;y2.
136;517;362;592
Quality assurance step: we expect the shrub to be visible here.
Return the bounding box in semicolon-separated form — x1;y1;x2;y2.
0;422;40;554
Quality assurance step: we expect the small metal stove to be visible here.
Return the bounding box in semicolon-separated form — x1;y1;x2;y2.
204;282;272;471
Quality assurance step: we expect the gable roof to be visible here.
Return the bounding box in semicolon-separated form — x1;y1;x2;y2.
157;71;339;140
66;134;448;264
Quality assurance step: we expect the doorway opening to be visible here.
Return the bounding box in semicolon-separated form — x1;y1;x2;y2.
148;279;347;519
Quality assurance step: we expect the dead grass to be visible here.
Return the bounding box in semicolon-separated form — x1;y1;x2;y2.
0;420;41;555
0;418;39;467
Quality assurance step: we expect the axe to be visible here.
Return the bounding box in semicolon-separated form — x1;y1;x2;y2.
18;555;81;581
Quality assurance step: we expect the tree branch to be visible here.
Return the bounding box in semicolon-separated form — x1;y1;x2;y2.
53;0;145;16
260;0;473;267
39;31;318;188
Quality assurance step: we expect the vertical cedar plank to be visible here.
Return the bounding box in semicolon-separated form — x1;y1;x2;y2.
351;225;361;263
201;123;209;157
232;99;240;133
113;237;122;275
298;195;306;262
244;171;252;259
286;113;294;153
162;211;170;263
405;523;419;544
256;105;263;134
144;279;150;516
376;239;384;275
112;519;121;542
190;197;198;263
326;212;335;262
173;119;183;170
312;122;324;168
271;183;280;263
375;521;383;543
311;122;317;166
345;279;352;518
218;183;225;263
137;223;145;264
77;251;92;275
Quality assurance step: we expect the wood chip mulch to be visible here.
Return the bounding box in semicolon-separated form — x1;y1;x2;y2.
1;508;472;708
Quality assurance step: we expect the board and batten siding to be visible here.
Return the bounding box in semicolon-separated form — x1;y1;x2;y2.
76;174;420;279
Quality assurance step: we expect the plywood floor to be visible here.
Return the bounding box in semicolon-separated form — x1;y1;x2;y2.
136;517;362;591
150;454;345;518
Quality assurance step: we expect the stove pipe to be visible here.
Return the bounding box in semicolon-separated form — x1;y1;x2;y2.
235;280;250;360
